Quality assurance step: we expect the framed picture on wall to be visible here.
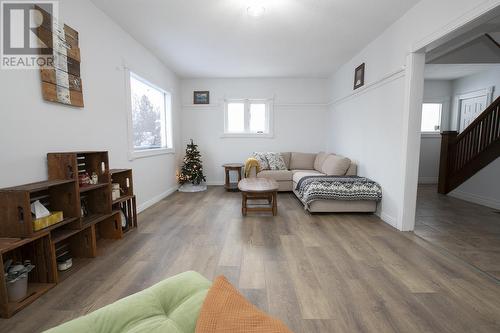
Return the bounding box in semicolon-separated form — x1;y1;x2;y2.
193;91;210;104
354;63;365;90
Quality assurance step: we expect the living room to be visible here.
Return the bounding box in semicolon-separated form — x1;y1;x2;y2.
0;0;500;332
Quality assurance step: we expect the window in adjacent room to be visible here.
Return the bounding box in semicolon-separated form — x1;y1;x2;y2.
224;99;273;137
127;71;173;159
421;103;442;133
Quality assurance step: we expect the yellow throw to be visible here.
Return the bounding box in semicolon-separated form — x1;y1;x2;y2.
244;158;260;177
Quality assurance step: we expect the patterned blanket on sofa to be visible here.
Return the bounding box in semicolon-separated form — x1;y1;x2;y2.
295;176;382;207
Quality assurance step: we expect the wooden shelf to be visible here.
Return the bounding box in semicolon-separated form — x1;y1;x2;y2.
112;194;134;205
7;283;56;317
110;168;132;175
81;213;112;226
35;216;79;234
79;183;108;193
1;179;75;193
0;234;47;254
57;258;91;283
51;227;85;244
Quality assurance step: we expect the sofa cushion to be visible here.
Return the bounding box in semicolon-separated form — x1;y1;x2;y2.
257;170;293;182
280;152;291;170
292;170;325;184
265;152;287;170
321;155;351;176
44;271;211;333
290;152;316;170
346;162;357;176
314;152;330;172
252;152;269;170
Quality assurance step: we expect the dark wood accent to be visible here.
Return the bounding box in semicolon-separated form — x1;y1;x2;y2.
223;164;243;192
438;96;500;194
36;7;84;107
41;82;84;107
110;169;134;198
0;180;79;238
238;178;279;216
96;212;122;240
79;183;109;193
0;151;137;317
41;68;82;92
0;233;56;318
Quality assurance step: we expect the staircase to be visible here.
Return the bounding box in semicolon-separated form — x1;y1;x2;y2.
438;96;500;194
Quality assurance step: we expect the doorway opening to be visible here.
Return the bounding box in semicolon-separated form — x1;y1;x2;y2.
414;13;500;280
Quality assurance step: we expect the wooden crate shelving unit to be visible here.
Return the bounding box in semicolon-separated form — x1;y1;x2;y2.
0;151;138;318
110;169;137;233
48;151;112;229
0;179;79;238
0;234;56;318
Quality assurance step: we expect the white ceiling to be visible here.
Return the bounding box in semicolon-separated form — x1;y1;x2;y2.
424;64;500;80
90;0;419;78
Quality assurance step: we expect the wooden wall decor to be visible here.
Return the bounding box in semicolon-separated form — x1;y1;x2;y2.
37;7;84;107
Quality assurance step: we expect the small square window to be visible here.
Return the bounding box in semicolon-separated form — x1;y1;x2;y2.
421;103;442;133
224;99;272;137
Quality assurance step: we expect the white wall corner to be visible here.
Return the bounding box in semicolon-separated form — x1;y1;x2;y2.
399;52;426;232
376;211;399;230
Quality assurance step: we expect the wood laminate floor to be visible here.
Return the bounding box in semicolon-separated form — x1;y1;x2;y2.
415;185;500;280
1;186;500;332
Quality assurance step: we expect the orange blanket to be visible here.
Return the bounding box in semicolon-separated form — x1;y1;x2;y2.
195;276;292;333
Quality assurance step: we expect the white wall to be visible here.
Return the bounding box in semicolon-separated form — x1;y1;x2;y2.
326;0;500;230
448;68;500;209
0;0;181;211
418;80;452;184
450;66;500;130
181;78;328;184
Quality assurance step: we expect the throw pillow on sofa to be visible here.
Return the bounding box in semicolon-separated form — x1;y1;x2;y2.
289;152;316;170
321;155;351;176
314;152;330;172
265;152;287;170
252;152;270;170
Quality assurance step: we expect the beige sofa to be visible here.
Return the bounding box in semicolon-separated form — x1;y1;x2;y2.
254;152;377;213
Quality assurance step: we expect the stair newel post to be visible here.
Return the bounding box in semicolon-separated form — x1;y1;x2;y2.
438;131;458;194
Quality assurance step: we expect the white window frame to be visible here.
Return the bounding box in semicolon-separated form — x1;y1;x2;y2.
125;69;174;160
420;102;443;136
222;98;274;138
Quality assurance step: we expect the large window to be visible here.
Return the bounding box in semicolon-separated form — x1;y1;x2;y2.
128;72;173;159
421;103;442;133
224;99;273;137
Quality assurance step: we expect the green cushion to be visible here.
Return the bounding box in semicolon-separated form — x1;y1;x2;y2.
44;271;211;333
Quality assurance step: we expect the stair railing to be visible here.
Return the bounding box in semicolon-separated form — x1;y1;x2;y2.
438;96;500;194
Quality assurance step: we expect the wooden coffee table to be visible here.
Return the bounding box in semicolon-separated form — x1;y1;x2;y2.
238;178;279;216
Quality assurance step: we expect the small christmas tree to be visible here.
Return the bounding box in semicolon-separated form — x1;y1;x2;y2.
177;139;206;185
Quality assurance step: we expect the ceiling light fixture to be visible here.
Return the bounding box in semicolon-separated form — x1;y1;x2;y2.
247;5;266;17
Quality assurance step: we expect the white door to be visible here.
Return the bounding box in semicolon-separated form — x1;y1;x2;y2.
460;95;488;132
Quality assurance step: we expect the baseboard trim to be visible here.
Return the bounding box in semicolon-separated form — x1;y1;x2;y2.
376;211;399;230
449;190;500;210
137;186;179;213
418;177;438;184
